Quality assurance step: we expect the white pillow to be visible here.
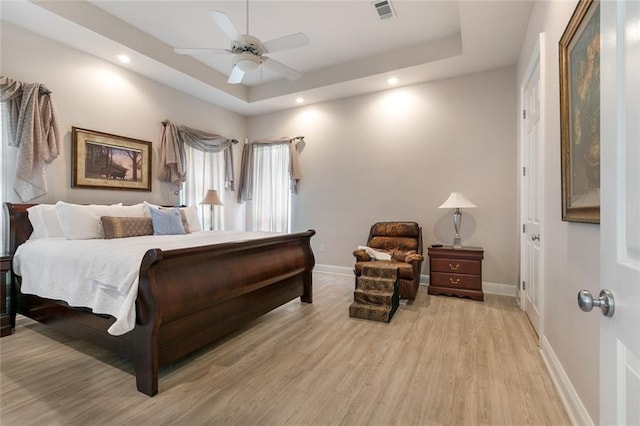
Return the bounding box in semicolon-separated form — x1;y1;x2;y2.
55;202;139;240
27;205;48;239
181;205;202;232
110;203;145;218
40;204;65;238
27;204;64;239
142;201;160;217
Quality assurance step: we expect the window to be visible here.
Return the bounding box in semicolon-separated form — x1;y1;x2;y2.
180;145;225;230
249;143;291;232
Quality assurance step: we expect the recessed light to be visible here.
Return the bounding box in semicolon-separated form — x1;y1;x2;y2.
387;77;399;85
117;54;131;64
296;97;304;104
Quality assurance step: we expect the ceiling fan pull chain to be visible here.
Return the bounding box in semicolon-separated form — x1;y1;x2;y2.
246;0;249;35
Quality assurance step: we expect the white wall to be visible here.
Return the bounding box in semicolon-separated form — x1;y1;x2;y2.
249;67;519;287
0;23;248;238
517;0;600;422
1;7;602;419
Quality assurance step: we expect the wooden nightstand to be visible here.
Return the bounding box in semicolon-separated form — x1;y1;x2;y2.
1;254;13;337
427;245;484;301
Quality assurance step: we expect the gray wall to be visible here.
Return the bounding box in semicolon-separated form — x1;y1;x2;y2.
517;0;600;421
1;23;248;236
249;67;519;287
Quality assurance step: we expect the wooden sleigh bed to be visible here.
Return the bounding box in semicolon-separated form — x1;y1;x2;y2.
5;202;315;396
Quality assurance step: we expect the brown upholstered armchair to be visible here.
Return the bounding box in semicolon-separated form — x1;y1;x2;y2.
353;222;424;300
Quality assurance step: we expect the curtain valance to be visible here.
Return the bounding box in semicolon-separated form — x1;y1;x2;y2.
1;76;61;202
237;136;304;203
158;120;237;194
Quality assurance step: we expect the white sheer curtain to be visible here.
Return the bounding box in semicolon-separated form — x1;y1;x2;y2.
249;143;291;232
180;145;225;230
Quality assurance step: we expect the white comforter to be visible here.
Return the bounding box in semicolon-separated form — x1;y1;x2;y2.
13;231;279;336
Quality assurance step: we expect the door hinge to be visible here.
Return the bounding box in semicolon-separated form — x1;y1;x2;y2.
523;224;526;233
523;109;526;119
522;280;526;290
523;166;526;176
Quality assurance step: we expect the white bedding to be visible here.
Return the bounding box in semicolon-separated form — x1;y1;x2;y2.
13;231;279;336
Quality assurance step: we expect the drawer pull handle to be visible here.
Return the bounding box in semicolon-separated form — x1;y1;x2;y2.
449;278;460;285
449;263;460;270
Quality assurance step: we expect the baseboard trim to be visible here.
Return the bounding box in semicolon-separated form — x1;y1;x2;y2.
540;335;595;426
483;281;517;297
314;264;517;297
314;264;353;277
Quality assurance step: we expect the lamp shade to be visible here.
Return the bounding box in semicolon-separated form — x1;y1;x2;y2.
439;192;476;209
200;189;223;206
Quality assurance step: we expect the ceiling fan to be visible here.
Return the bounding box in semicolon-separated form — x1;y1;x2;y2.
174;0;310;85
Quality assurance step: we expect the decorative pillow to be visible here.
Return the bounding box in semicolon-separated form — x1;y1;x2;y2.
149;207;186;235
101;216;154;239
143;201;193;233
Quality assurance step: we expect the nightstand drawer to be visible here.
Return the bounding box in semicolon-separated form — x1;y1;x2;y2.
430;272;481;291
430;258;480;275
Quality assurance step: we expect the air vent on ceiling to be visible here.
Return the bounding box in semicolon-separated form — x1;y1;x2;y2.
372;0;396;21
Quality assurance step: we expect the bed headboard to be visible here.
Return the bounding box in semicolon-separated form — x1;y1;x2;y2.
4;203;35;255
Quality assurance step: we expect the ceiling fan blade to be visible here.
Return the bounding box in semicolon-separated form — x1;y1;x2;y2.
174;48;230;55
210;11;245;42
263;32;310;53
262;57;301;81
227;66;245;84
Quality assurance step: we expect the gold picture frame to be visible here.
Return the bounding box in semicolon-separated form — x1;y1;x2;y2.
559;0;600;223
72;127;152;191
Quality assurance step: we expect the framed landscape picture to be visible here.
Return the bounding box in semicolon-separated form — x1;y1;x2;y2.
559;0;600;223
72;127;152;191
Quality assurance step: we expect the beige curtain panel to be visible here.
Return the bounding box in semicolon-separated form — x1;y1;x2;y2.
0;76;61;202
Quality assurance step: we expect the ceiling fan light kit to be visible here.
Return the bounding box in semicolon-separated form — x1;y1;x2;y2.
174;0;309;85
234;52;261;72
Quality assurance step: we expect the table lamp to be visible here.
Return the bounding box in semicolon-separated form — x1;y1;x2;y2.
200;189;223;230
439;192;476;248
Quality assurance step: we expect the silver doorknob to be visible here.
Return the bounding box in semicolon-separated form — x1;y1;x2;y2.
577;289;615;318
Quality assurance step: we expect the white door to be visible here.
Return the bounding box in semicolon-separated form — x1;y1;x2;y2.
598;1;640;423
520;35;544;336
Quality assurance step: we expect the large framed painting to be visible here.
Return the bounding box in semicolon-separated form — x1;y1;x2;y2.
559;0;600;223
72;127;152;191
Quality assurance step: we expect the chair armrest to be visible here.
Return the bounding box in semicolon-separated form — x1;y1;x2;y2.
353;249;372;262
405;253;424;263
391;250;424;263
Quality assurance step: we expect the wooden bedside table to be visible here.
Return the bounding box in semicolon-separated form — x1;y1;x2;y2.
1;254;13;337
427;245;484;301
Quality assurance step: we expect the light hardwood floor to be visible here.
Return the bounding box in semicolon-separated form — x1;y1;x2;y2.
0;272;570;425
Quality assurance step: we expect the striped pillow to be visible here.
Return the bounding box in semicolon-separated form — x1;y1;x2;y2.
149;207;186;235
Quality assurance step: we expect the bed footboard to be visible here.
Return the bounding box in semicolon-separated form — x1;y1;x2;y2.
133;230;315;396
